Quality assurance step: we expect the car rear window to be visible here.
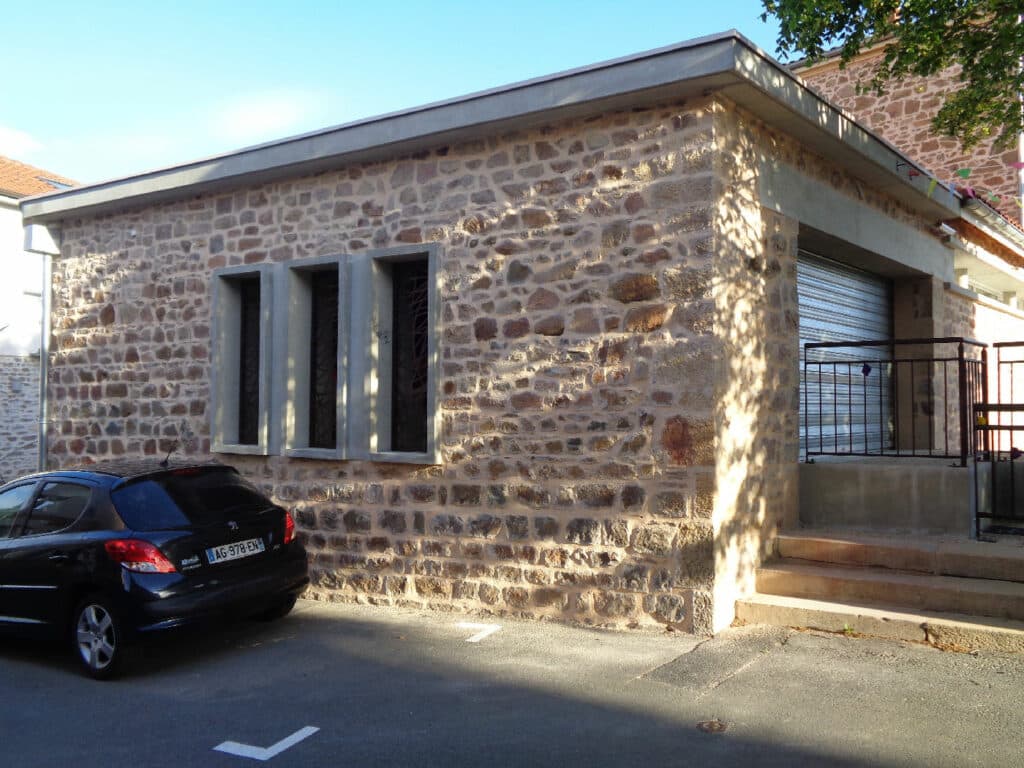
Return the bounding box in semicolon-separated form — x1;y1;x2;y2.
111;468;275;531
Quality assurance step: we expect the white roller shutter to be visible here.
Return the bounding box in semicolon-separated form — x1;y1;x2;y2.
798;250;893;457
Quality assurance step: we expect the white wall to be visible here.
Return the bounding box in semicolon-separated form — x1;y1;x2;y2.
0;196;42;356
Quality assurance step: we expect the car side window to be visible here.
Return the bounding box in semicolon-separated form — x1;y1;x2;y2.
20;483;92;536
0;484;36;537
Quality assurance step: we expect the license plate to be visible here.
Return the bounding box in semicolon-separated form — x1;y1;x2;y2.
206;537;265;565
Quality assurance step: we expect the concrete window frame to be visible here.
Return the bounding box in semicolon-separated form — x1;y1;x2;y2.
282;255;349;460
349;244;441;465
210;264;274;455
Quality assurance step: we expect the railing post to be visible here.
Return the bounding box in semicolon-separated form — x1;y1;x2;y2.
982;346;989;408
802;344;807;460
958;340;968;467
981;346;989;458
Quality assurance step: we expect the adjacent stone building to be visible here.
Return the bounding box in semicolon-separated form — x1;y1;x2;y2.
797;44;1022;228
20;32;1024;635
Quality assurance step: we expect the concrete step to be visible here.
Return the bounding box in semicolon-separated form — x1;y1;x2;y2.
757;561;1024;622
736;593;1024;654
777;531;1024;583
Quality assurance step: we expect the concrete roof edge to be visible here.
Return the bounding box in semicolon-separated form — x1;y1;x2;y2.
722;40;961;218
20;28;960;225
961;200;1024;257
20;31;744;223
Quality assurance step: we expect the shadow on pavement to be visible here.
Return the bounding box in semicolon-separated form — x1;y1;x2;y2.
0;605;930;767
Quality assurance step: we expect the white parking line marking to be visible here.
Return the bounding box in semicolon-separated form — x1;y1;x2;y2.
214;726;319;761
457;622;501;643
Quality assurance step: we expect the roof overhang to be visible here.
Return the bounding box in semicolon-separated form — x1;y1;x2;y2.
20;30;962;226
956;200;1024;266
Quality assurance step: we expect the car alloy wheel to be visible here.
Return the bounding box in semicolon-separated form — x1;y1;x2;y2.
73;597;121;679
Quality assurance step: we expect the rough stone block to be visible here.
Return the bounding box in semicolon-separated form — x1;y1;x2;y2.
468;514;503;539
430;515;465;536
379;510;407;534
609;273;660;304
632;524;676;556
343;510;371;533
534;517;559;538
506;515;529;539
603;519;630;547
566;518;601;545
594;590;638;617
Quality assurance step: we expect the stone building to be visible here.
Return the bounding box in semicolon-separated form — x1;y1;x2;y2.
0;156;75;482
797;43;1022;228
20;32;1024;636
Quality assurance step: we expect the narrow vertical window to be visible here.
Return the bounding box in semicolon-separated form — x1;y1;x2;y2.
357;245;439;463
237;276;262;446
211;265;271;455
309;269;339;449
284;259;345;457
390;260;429;453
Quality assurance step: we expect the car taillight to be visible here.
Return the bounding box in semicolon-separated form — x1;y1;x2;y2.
283;511;296;544
104;539;177;573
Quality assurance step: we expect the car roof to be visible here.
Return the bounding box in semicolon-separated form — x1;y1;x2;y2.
12;459;231;486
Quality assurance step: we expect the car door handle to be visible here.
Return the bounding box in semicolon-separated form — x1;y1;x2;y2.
48;553;70;563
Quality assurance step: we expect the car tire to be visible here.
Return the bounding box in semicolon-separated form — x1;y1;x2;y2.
254;594;297;622
72;595;123;680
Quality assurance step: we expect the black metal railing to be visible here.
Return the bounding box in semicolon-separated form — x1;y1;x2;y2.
803;337;987;466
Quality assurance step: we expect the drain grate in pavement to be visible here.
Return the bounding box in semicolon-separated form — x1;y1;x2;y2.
696;719;729;734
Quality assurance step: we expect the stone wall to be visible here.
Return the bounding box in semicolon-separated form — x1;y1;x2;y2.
53;98;727;633
0;355;39;482
47;86;955;634
799;50;1021;225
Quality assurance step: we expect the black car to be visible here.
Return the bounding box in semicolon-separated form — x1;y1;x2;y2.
0;460;308;678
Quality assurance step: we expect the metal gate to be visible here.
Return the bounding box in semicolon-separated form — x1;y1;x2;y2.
974;342;1024;537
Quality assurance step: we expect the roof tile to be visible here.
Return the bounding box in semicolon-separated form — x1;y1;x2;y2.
0;154;76;198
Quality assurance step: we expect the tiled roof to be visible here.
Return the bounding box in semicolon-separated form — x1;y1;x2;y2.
0;155;76;198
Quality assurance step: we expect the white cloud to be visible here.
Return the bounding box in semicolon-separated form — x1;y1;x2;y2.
209;90;330;145
0;124;43;159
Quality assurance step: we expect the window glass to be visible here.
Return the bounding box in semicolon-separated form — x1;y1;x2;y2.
237;276;262;445
21;483;91;535
309;269;340;449
112;468;274;530
391;259;429;452
0;484;36;537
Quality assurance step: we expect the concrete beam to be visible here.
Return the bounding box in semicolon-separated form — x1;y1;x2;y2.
23;223;59;255
20;30;961;231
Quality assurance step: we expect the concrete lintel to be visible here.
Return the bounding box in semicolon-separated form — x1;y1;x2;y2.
23;223;60;256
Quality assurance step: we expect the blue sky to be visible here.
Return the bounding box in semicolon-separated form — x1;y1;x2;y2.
1;1;781;184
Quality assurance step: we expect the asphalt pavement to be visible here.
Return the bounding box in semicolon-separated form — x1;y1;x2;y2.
1;600;1021;767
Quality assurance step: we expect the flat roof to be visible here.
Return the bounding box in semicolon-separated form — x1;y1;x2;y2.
21;30;960;225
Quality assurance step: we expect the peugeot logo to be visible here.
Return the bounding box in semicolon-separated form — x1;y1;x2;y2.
227;521;239;531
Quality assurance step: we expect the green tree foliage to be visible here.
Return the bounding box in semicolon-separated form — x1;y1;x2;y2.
761;1;1024;149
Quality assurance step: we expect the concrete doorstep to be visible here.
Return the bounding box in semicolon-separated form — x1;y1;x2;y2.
777;531;1024;582
736;593;1024;654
